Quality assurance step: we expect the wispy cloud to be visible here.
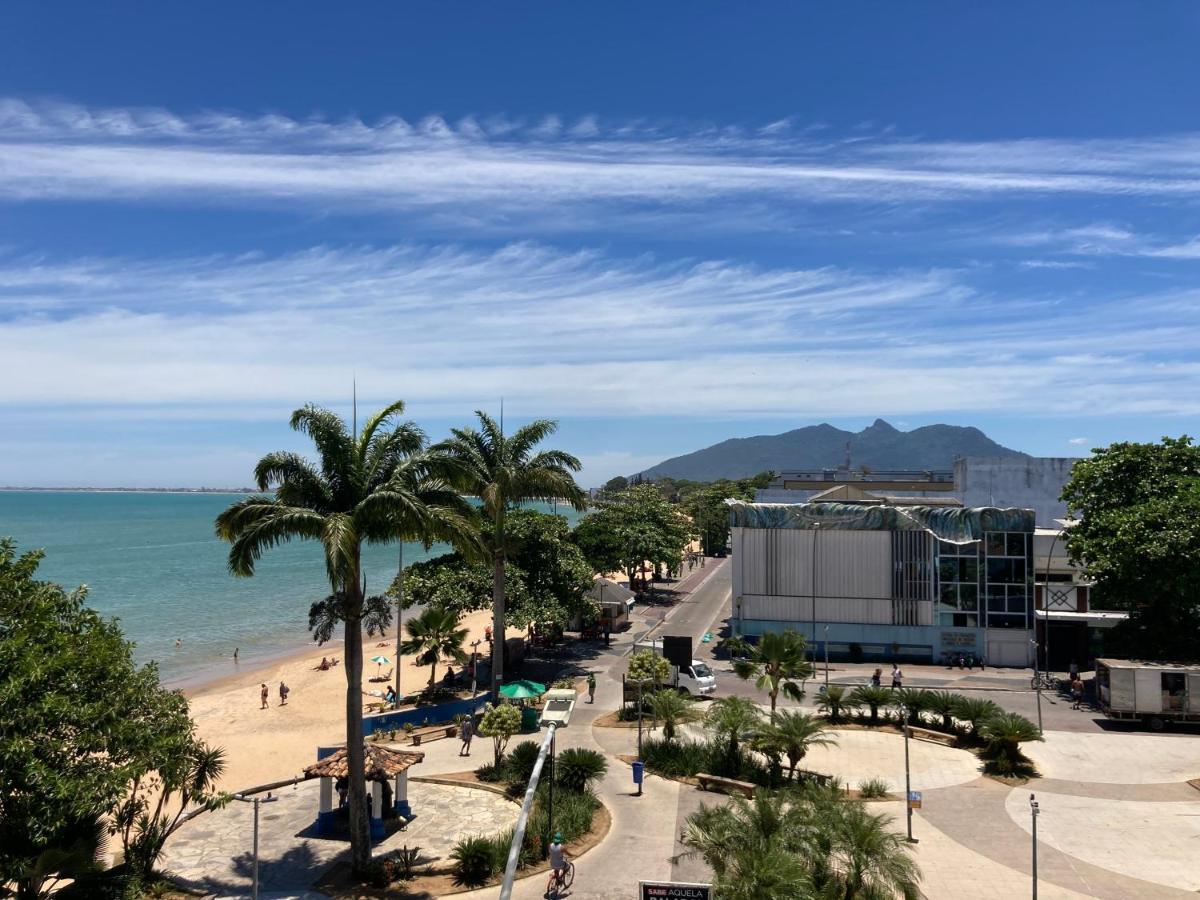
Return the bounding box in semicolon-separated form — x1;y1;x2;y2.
1068;437;1090;445
1;242;1198;421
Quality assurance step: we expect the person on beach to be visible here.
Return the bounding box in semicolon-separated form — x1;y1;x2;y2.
891;664;903;689
260;683;269;709
459;715;474;756
385;685;397;706
318;656;329;670
279;681;290;706
587;673;597;703
233;647;239;663
1071;675;1084;709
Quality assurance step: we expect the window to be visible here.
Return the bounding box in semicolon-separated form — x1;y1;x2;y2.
981;530;1034;629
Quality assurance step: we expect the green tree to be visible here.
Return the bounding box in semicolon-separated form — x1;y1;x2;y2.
215;402;477;875
393;553;529;620
437;413;586;700
732;629;815;717
849;685;893;726
646;689;703;741
817;685;861;723
627;649;671;685
705;696;764;770
399;605;468;688
574;484;693;584
808;797;923;900
478;703;522;765
0;540;224;897
503;508;596;628
762;710;837;781
1061;436;1200;659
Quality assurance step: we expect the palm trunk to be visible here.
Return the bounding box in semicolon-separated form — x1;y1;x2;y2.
491;549;505;702
343;572;371;876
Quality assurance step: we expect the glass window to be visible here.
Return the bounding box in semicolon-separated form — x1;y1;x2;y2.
987;594;1006;612
959;589;978;611
940;584;959;605
1007;533;1027;557
987;558;1009;582
959;558;978;582
940;560;958;583
986;533;1006;556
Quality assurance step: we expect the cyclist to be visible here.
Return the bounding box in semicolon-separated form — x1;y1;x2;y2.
548;831;571;893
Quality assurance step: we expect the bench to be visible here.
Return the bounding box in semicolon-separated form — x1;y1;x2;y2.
408;724;458;746
696;773;756;798
908;725;957;746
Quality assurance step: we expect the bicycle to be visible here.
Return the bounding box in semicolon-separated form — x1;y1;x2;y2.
545;861;575;898
1030;671;1057;691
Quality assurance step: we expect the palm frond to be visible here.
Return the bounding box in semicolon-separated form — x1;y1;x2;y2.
222;504;326;576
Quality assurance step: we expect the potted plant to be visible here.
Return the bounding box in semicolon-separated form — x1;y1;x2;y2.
403;722;415;744
388;728;397;741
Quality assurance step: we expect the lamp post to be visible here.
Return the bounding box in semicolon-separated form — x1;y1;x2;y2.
1031;638;1043;735
394;541;405;703
1030;793;1040;899
810;524;820;642
824;625;830;690
233;792;278;900
470;639;482;699
901;707;917;844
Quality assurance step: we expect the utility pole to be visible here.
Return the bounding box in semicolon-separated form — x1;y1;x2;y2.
824;624;830;690
233;792;278;900
902;708;917;844
1030;793;1040;899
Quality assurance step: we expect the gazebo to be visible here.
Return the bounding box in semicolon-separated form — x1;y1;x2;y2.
304;745;425;840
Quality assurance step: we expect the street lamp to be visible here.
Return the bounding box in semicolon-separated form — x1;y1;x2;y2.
824;625;830;690
470;639;482;699
233;792;278;900
901;707;918;844
1030;793;1040;899
1031;638;1043;735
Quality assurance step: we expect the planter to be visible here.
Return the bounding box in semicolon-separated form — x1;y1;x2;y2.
445;725;458;738
412;734;423;746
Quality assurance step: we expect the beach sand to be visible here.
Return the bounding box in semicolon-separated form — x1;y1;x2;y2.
184;608;494;791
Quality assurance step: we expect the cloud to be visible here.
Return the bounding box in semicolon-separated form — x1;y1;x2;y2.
2;242;1199;425
1068;437;1090;445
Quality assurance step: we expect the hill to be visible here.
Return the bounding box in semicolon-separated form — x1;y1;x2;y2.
636;419;1025;481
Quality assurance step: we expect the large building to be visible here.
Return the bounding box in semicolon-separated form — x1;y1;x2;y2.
728;498;1037;666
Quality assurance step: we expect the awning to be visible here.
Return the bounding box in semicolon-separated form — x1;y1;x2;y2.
1035;609;1128;627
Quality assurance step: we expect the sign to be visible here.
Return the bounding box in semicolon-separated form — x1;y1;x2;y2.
940;631;976;648
640;882;713;900
662;635;692;669
907;790;923;809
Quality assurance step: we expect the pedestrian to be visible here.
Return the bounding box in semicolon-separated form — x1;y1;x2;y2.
279;681;290;706
587;672;597;703
260;683;269;709
175;637;182;650
966;652;974;671
891;664;903;690
602;622;611;646
459;715;474;756
871;667;882;687
485;624;493;646
1071;675;1084;710
233;647;239;663
1069;659;1080;680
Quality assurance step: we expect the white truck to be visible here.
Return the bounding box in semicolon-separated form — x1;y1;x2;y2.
1096;658;1200;730
632;638;717;697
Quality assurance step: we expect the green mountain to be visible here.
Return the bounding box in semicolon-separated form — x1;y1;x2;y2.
636;419;1025;481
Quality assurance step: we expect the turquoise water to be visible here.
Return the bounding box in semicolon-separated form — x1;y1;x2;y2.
0;491;581;686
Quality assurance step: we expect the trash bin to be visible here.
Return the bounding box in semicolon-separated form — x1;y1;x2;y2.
521;706;540;732
632;760;644;785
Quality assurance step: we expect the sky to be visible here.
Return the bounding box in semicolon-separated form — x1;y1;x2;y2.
1;3;1199;487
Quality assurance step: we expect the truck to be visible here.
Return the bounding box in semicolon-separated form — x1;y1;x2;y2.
1095;658;1200;730
631;638;717;697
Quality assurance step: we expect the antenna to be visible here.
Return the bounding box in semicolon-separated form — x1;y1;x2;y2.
500;396;504;437
353;376;357;436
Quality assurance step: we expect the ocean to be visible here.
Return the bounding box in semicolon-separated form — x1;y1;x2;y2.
0;491;582;687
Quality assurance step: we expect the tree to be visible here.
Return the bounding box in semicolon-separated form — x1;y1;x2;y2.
732;629;815;717
816;685;861;723
808;797;922;900
849;685;893;726
502;509;595;628
705;696;763;770
761;710;837;781
0;540;224;897
215;402;477;875
646;689;703;741
574;485;693;584
926;690;961;733
478;703;522;765
392;553;529;620
978;712;1043;776
400;605;468;687
600;475;629;498
1061;436;1200;659
437;412;586;700
627;649;671;686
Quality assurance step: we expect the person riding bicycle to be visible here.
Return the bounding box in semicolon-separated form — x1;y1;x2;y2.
549;831;570;885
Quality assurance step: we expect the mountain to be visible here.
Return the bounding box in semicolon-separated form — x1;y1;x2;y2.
636;419;1026;481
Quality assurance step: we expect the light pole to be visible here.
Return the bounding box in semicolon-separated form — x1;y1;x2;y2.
470;639;482;699
901;707;917;844
824;624;830;690
394;541;405;703
233;792;278;900
1030;793;1040;899
810;524;819;642
1031;638;1043;735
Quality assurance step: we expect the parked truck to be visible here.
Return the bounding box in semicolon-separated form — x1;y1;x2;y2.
632;638;717;697
1095;658;1200;730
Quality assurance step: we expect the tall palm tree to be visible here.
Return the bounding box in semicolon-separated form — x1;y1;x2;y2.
763;710;837;781
215;402;478;876
645;689;703;742
436;412;586;699
400;605;468;687
733;629;815;718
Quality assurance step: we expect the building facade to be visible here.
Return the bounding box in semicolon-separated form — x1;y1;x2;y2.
729;500;1037;667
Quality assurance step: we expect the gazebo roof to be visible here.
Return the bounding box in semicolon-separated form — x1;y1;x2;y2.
303;745;425;781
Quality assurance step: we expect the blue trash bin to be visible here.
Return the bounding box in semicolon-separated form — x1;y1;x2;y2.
632;760;644;785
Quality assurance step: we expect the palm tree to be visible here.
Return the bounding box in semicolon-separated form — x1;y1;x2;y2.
850;685;893;726
437;412;586;700
892;687;933;727
705;695;764;770
812;799;922;900
215;402;478;875
763;710;837;780
646;689;702;742
732;629;814;718
978;711;1043;776
817;685;861;723
950;695;1003;743
926;690;961;733
400;605;468;688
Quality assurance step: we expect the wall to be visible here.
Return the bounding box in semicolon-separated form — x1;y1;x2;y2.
955;457;1080;526
362;696;489;736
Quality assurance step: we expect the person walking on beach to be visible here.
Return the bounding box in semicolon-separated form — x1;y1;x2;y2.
587;673;597;703
459;715;474;756
891;664;903;690
260;683;269;709
233;647;239;664
279;681;290;706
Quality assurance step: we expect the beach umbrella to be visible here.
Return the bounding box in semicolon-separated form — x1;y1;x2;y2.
370;654;390;675
499;679;546;701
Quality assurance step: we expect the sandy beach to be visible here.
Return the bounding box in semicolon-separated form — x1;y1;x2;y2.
184;608;494;792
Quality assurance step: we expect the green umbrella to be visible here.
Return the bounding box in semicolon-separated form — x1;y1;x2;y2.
499;680;547;700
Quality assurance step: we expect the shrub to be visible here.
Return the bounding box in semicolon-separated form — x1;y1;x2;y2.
640;736;708;778
504;740;542;786
628;649;671;684
556;747;608;792
893;687;933;725
849;685;893;725
950;695;1003;743
857;777;890;799
926;691;961;732
475;761;504;782
979;712;1042;777
528;785;598;848
451;835;497;887
478;703;522;765
817;685;860;722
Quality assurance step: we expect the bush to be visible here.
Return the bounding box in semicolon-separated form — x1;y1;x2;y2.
451;834;498;887
475;761;504;782
979;711;1042;777
641;736;708;778
857;777;890;799
556;747;608;792
504;740;542;785
528;784;598;850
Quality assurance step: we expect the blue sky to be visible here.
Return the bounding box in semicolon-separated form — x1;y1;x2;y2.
1;3;1199;487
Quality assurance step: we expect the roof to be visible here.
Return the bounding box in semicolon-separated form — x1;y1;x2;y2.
727;500;1034;541
1096;658;1200;670
808;484;964;507
589;576;634;604
1035;610;1127;626
303;745;425;780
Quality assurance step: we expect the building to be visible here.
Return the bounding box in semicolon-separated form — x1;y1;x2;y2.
729;497;1037;667
1033;525;1125;669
